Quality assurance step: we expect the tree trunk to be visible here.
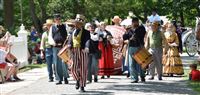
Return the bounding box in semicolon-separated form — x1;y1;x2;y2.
180;11;184;27
143;1;148;23
4;0;14;31
38;0;48;24
29;0;42;32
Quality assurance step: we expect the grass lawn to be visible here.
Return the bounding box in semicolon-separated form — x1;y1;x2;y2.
19;63;47;73
184;61;200;93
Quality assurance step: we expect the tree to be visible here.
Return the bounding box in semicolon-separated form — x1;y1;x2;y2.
29;0;42;32
2;0;200;34
4;0;14;31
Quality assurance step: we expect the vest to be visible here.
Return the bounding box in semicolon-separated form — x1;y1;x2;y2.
52;24;67;46
149;30;162;48
43;31;51;48
73;29;82;48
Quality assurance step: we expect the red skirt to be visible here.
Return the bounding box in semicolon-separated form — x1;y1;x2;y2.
98;42;114;75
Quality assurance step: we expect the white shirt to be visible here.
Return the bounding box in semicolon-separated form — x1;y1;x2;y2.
148;14;161;23
48;26;56;46
0;49;7;63
90;32;99;41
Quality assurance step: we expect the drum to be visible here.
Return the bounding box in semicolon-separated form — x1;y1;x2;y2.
132;47;153;69
57;45;71;65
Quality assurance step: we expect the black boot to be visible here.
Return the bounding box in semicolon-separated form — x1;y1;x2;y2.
80;87;85;92
107;75;110;78
101;76;105;79
94;77;98;82
56;81;62;85
158;75;162;80
141;77;145;82
126;73;130;78
131;80;138;83
75;81;80;90
49;78;53;82
64;78;68;84
148;77;154;80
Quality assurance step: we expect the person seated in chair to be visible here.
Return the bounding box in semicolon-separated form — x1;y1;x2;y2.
0;48;21;82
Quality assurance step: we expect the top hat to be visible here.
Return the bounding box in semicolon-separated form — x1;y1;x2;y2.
75;14;85;22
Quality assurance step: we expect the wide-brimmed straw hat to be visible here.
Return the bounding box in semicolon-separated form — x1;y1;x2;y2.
66;19;75;26
46;19;53;25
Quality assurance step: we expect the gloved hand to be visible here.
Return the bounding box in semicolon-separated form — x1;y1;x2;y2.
169;43;178;47
84;48;89;53
148;48;153;54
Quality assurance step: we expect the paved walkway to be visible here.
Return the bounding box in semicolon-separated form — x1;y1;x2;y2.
1;53;199;95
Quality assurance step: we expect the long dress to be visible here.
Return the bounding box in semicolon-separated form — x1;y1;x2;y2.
98;31;114;76
163;31;184;75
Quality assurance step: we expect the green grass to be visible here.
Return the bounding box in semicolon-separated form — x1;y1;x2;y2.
19;64;47;73
188;82;200;93
184;60;200;93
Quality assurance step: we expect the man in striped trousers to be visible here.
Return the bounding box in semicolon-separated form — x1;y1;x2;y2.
68;14;90;92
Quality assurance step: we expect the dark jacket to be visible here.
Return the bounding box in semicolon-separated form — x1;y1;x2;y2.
52;24;67;46
89;33;99;54
68;28;91;49
98;30;112;47
123;25;146;47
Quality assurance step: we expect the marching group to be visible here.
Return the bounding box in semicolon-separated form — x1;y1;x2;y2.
38;10;186;92
0;9;200;93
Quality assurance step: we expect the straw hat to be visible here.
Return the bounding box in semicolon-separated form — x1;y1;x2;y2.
151;21;159;26
66;19;75;26
0;25;5;34
112;16;122;23
44;19;53;26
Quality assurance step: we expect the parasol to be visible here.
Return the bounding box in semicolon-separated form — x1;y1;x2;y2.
120;18;132;26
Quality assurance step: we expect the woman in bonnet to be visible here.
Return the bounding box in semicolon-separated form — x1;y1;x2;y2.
162;23;184;76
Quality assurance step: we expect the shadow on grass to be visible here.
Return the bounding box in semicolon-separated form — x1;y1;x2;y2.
19;64;46;73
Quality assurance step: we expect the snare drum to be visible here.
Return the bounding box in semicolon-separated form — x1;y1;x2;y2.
133;47;153;69
57;45;71;65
